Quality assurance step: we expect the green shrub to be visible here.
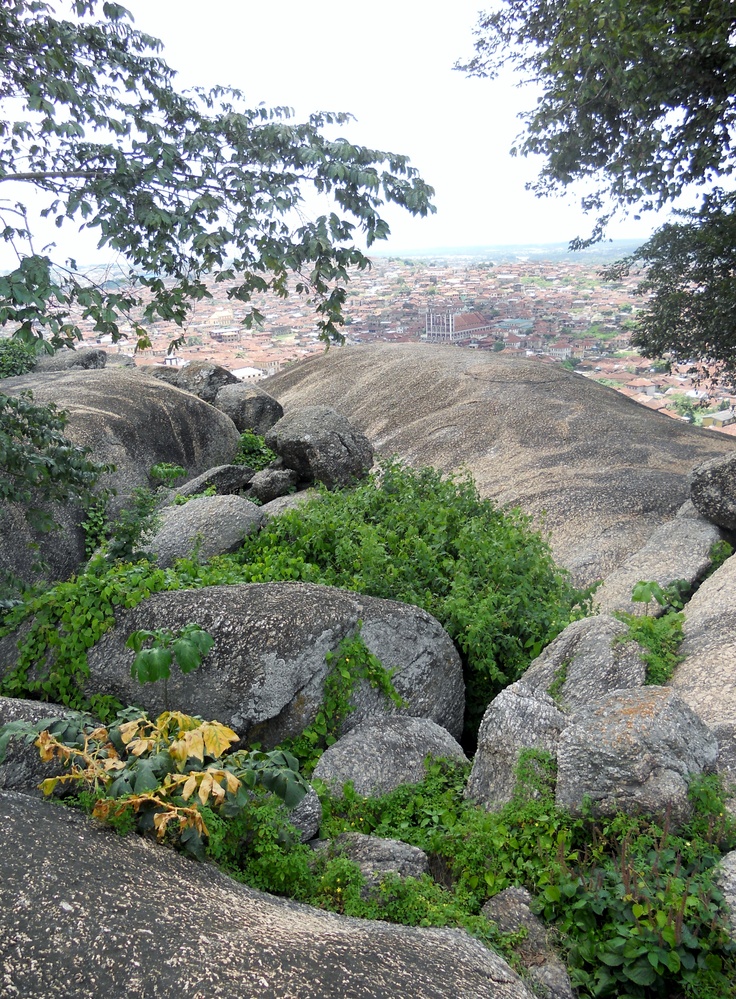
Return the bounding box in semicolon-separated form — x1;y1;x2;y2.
233;430;277;471
0;461;586;741
233;460;589;739
0;338;38;378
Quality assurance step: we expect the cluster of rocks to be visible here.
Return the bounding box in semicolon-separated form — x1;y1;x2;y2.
2;344;736;997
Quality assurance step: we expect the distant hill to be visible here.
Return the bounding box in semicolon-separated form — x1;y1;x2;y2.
372;239;645;265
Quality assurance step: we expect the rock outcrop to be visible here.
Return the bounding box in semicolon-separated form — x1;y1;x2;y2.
555;686;718;826
214;382;284;434
265;343;736;585
0;791;534;999
312;716;467;797
690;452;736;530
671;553;736;726
265;406;374;490
145;494;265;567
83;583;465;745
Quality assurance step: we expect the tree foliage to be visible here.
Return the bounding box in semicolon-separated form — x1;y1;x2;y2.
0;1;434;350
459;1;736;374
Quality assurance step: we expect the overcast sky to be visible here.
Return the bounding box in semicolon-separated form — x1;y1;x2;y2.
2;1;671;269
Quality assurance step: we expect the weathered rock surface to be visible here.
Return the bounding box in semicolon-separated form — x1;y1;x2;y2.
482;888;575;999
316;832;430;885
312;716;467;797
171;463;255;499
265;344;735;586
145;494;265;567
716;849;736;940
556;686;718;826
84;583;465;746
593;515;723;615
712;723;736;816
288;787;322;842
33;346;108;371
520;615;646;714
260;488;320;520
0;791;534;999
214;382;284;434
150;359;239;403
0;368;241;497
265;405;374;489
690;452;736;531
465;682;565;811
248;467;300;504
670;553;736;726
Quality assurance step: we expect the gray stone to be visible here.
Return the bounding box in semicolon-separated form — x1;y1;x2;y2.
260;488;321;519
145;494;265;568
287;786;322;843
0;698;78;795
0;368;240;584
465;681;565;811
214;382;284;434
266;405;374;489
0;791;535;999
33;346;107;371
482;887;574;999
83;583;465;746
312;716;467;798
266;343;734;587
172;463;255;498
165;359;239;403
248;467;300;504
712;723;736;816
716;850;736;941
671;553;736;726
318;832;430;884
556;686;718;827
594;515;723;615
521;615;646;714
690;451;736;530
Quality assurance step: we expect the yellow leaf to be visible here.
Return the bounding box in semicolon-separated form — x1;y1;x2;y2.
222;770;242;794
184;729;205;762
181;774;198;801
88;727;109;742
168;738;189;763
35;730;57;762
39;777;58;796
119;720;142;745
202;722;239;758
128;738;154;757
198;772;213;806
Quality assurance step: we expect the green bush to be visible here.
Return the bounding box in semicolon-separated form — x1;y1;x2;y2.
0;338;38;378
0;461;586;740
233;460;589;738
233;430;277;471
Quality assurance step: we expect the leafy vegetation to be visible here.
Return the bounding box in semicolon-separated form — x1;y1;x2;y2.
232;430;278;472
281;628;405;776
0;338;38;378
126;623;214;712
231;460;590;740
615;581;687;686
0;461;587;740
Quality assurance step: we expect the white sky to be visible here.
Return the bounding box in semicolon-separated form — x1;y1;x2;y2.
1;1;671;268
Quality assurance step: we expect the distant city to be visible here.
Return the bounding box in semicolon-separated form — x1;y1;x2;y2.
30;243;736;435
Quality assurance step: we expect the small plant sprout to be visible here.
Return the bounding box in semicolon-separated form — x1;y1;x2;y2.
126;623;215;711
630;579;688;614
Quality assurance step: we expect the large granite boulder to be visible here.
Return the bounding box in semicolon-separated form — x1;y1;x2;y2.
556;686;718;827
264;344;735;586
482;888;575;999
145;495;265;567
464;681;566;811
520;615;646;714
214;382;284;434
716;849;736;942
312;716;467;798
0;697;79;795
83;583;465;746
171;463;255;499
593;514;723;616
150;359;239;403
670;553;736;726
0;791;535;999
690;452;736;531
248;467;300;504
33;346;108;371
0;368;240;584
316;832;430;886
265;406;374;489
